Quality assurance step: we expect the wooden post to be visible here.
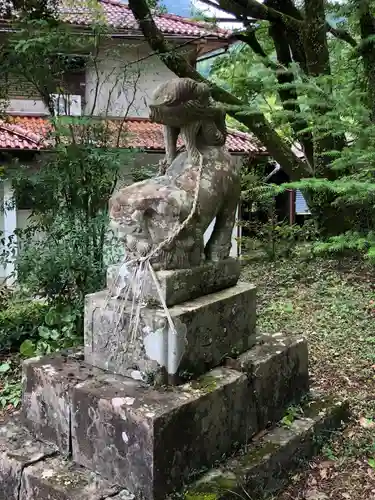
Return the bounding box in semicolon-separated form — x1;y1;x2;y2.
288;189;296;225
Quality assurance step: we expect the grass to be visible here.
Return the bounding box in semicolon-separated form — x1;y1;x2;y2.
0;355;22;412
242;255;375;500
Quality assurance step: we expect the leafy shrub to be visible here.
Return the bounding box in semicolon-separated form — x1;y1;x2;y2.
19;303;81;358
0;298;81;355
240;163;319;261
0;300;49;352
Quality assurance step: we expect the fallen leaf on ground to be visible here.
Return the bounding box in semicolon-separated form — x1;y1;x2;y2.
305;490;329;500
359;417;375;429
319;461;334;469
319;468;328;479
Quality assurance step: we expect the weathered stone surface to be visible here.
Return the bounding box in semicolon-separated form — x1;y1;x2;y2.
184;396;350;499
84;282;256;383
105;491;135;500
107;258;241;307
18;334;309;499
149;78;227;168
19;456;120;500
22;350;103;454
228;333;309;429
110;145;240;271
110;76;240;273
0;415;56;500
71;366;254;500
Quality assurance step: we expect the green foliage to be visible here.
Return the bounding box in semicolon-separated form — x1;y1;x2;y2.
146;0;166;14
0;293;80;355
1;144;127;306
203;1;375;251
0;379;22;409
19;303;81;357
240;163;317;260
0;357;22;410
0;300;49;351
281;405;303;428
0;9;135;357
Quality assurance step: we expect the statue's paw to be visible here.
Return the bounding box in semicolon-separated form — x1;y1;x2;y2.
205;247;229;262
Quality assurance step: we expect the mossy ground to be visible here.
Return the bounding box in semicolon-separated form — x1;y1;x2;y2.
243;256;375;500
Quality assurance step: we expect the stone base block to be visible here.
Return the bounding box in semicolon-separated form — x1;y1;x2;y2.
21;333;309;499
21;349;104;454
71;366;252;500
0;415;56;500
84;282;256;382
107;257;241;307
229;333;309;429
0;396;349;500
19;456;121;500
185;395;350;499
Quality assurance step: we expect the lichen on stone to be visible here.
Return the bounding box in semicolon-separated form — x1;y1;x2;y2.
190;375;218;393
239;441;281;467
185;492;218;500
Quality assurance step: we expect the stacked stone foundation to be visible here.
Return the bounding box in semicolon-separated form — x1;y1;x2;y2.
0;258;348;500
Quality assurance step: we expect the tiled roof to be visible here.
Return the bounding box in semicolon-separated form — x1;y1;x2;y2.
0;116;265;154
0;121;45;150
40;0;231;40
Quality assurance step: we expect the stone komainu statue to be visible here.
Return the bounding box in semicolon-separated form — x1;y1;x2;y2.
149;77;227;171
109;77;240;271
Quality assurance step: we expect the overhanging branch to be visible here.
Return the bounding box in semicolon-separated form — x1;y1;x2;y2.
326;23;357;47
128;0;310;180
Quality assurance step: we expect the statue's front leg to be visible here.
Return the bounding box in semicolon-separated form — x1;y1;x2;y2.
162;125;179;172
205;201;238;262
180;122;202;165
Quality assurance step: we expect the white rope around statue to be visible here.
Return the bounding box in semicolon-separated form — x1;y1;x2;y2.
104;153;205;347
134;152;204;266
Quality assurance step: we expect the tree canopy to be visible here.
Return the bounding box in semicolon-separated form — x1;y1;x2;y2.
128;0;375;251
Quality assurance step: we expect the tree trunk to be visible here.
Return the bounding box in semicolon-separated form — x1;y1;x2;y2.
357;0;375;120
127;0;356;236
128;0;310;181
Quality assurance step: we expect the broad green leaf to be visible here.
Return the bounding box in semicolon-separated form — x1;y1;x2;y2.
0;363;11;373
20;339;36;358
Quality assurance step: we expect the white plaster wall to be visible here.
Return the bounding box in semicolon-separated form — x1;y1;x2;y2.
7;99;48;115
0;183;4;279
6;40;193;118
85;40;193;118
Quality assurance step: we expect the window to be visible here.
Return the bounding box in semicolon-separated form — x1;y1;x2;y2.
295;190;311;215
51;93;82;116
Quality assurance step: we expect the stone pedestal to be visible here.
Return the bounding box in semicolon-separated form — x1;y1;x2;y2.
21;334;309;500
1;258;350;500
107;257;241;307
14;259;315;499
85;259;256;383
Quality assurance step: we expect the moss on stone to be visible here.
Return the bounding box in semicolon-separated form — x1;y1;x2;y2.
184;493;218;500
212;476;237;490
183;471;238;499
190;375;218;393
239;441;281;467
302;397;332;419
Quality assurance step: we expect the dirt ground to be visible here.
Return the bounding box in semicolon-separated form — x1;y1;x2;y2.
243;257;375;500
